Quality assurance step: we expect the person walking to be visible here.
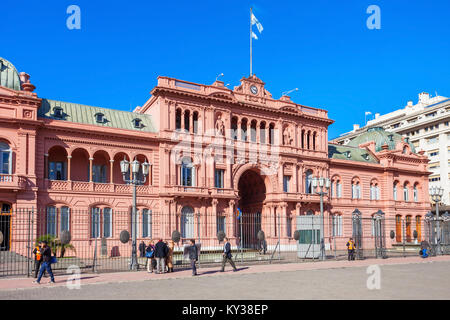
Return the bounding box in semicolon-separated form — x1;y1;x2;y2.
188;239;198;276
33;241;55;284
154;238;168;274
221;237;237;272
346;237;356;261
32;241;44;278
145;241;155;273
166;240;175;273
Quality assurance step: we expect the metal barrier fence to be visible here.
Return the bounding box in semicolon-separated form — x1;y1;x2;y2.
0;208;448;277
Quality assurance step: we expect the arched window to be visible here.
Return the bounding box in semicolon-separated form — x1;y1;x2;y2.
141;208;152;238
370;181;380;200
393;182;398;201
193;111;199;134
181;206;195;238
413;184;419;202
307;131;311;149
184;110;190;132
231;117;238;140
259;122;266;144
336;179;342;198
403;182;409;202
250;120;257;142
352;178;361;199
312;132;316;150
301;130;305;149
181;157;195;187
269;123;275;145
305;170;313;194
0;142;12;175
241;119;248;141
175;109;182;130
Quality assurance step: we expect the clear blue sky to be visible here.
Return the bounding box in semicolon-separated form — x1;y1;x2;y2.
2;0;449;138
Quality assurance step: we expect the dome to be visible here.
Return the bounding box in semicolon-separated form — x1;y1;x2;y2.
347;127;416;153
0;57;21;91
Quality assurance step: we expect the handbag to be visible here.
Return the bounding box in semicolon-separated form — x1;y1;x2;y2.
50;256;58;264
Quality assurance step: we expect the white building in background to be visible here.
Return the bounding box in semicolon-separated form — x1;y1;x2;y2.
332;92;450;206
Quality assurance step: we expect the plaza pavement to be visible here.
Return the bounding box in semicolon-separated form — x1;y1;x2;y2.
1;255;450;296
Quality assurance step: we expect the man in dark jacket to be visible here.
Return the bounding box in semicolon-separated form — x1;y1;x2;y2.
33;241;55;284
188;239;198;276
221;237;237;272
154;238;169;274
139;241;146;258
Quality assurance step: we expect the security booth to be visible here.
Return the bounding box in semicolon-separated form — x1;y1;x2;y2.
296;215;321;259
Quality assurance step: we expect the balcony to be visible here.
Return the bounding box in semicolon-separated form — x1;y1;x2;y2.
45;180;157;194
0;174;27;191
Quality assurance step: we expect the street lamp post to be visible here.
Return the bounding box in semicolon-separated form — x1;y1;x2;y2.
429;186;444;255
312;176;331;261
120;157;150;270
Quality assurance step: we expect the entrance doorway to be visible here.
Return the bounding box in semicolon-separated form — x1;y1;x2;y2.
0;203;12;251
237;170;266;249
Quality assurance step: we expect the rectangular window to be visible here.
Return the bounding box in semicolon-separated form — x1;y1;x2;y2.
215;169;225;189
216;216;226;234
283;176;291;193
60;206;70;232
298;230;321;244
181;165;194;186
1;151;10;174
103;208;112;238
93;165;107;183
336;183;342;198
46;206;57;236
286;217;292;238
427;136;439;144
91;207;101;238
332;215;342;237
142;209;152;238
48;162;66;180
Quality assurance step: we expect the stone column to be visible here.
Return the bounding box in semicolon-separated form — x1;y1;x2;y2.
109;159;114;183
190;112;194;134
89;157;94;182
44;154;49;179
67;156;72;181
292;163;297;193
181;110;185;131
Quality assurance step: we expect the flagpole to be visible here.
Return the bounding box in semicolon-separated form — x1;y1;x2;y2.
250;7;252;76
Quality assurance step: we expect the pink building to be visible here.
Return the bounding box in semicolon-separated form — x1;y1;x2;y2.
0;57;431;257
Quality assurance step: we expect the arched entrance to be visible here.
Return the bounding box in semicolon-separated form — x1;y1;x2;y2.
237;170;266;249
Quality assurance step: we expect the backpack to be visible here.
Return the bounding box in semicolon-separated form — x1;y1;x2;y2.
146;250;154;258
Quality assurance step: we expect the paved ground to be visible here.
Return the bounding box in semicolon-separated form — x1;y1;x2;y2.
1;256;449;299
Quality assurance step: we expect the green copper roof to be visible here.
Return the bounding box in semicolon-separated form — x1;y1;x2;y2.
0;57;21;91
347;127;416;153
38;99;157;133
328;144;378;163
